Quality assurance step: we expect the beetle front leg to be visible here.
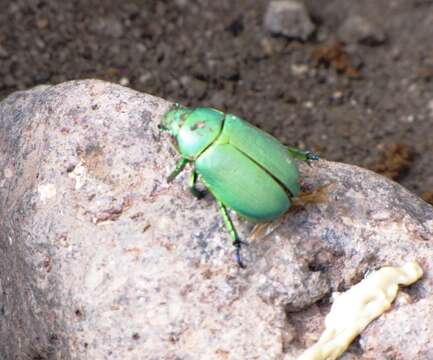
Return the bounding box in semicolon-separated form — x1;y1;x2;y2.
287;147;320;163
189;171;206;199
217;200;246;268
167;158;188;183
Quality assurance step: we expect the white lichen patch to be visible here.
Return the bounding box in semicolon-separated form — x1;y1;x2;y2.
371;210;391;221
298;261;423;360
38;183;57;202
4;167;14;178
68;162;87;190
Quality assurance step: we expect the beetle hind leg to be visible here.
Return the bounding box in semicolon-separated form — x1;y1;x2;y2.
287;147;320;163
217;200;246;268
189;171;207;199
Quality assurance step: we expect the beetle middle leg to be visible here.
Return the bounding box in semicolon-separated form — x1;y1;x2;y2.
167;158;188;182
287;147;320;163
217;200;246;268
189;171;206;199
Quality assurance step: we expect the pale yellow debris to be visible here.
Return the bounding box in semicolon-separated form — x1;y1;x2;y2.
298;261;423;360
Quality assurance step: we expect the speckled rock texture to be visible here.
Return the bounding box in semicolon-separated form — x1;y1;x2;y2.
0;80;432;359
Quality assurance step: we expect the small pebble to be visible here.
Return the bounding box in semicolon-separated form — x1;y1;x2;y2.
291;64;309;76
0;45;9;59
428;99;433;113
139;73;152;85
91;17;124;38
264;0;315;41
338;15;387;46
119;77;130;86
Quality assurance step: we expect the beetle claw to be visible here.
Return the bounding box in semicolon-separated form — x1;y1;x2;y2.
235;250;246;269
306;152;320;165
233;239;247;268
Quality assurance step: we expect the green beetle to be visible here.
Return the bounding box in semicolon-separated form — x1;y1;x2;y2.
159;105;318;267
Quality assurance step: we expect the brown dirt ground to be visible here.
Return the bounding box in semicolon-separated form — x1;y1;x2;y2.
1;0;432;201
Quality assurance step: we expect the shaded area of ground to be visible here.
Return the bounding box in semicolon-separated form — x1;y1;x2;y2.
0;0;432;198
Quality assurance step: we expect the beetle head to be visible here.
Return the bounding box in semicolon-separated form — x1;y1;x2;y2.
159;105;192;138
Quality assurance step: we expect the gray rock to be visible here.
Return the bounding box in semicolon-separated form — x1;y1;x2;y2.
361;298;433;359
264;0;315;41
338;15;387;46
0;80;432;359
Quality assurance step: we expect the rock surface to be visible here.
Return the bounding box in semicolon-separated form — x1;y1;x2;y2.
0;80;432;359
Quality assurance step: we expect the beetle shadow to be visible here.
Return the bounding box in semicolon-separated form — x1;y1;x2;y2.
249;183;336;241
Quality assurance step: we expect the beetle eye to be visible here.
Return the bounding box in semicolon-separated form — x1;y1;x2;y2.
158;124;168;131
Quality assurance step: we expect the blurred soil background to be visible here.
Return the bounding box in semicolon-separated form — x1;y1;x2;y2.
1;0;432;202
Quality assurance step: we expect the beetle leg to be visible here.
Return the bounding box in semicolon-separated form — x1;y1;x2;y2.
287;147;320;164
189;171;206;199
217;200;246;268
168;139;181;155
167;158;188;182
